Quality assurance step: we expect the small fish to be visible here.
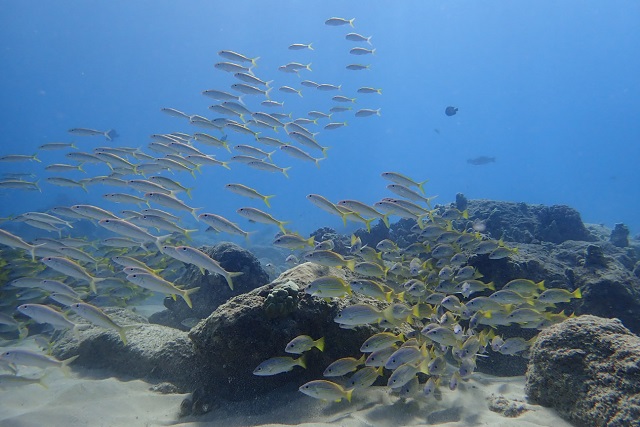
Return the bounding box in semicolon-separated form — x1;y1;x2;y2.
279;86;303;97
218;50;259;67
280;145;324;168
537;288;582;303
345;33;372;44
246;161;291;178
357;86;382;94
467;156;496;165
332;95;356;103
198;213;251;239
306;276;351;298
0;228;43;261
355;108;381;117
126;273;200;309
360;332;404;353
0;374;48;389
225;183;274;208
502;279;546;295
285;335;325;354
384;346;424;370
387;363;423;389
346;64;370;71
334;304;381;326
253;356;305;376
324;355;365;377
174;245;243;290
347;366;382;389
273;233;315;249
304;250;355;270
17;304;78;331
39;142;77;150
69;302;133;344
0;349;78;375
489;246;518;259
237;207;289;233
145;192;201;220
325;17;355;27
68;128;117;140
350;47;375;55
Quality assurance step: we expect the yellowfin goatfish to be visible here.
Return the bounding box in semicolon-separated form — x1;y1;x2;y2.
125;273;200;309
0;349;78;376
174;246;243;290
0;228;43;261
68;128;117;140
198;213;251;239
69;302;134;344
40;256;104;294
236;207;289;233
225;183;275;208
98;218;167;252
144;192;201;220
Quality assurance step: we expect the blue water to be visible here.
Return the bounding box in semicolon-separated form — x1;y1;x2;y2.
1;1;639;241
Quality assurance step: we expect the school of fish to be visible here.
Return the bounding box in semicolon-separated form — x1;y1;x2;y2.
0;15;581;407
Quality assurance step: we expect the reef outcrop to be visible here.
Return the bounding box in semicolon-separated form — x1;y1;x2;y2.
526;315;640;427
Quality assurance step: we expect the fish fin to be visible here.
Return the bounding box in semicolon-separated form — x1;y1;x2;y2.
282;167;292;178
572;288;582;299
263;195;275;208
60;354;80;377
117;327;128;345
345;388;353;402
315;337;325;352
225;272;243;291
182;287;200;309
297;354;307;369
185;187;194;199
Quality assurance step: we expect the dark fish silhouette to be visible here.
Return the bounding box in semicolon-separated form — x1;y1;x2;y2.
445;106;458;116
467;156;495;165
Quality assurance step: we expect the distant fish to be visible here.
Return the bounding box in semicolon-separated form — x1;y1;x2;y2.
345;33;372;45
218;50;259;67
325;17;355;27
288;43;313;50
68;128;118;140
445;106;458;116
467;156;496;165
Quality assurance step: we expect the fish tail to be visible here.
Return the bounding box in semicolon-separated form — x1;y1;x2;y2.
417;179;429;195
191;208;202;220
306;62;312;72
308;43;313;50
297;90;303;98
182;287;200;309
184;229;198;240
18;325;29;340
381;214;390;228
315;337;325;352
315;158;323;168
265;87;273;100
349;18;355;27
221;161;231;170
105;129;116;141
278;221;290;234
60;355;80;377
225;272;243;290
321;146;330;158
537;280;546;291
346;259;356;272
282;167;292;178
89;278;98;295
251;56;260;68
572;288;582;299
296;354;307;369
263;195;275;208
117;327;128;345
367;36;373;46
364;217;374;233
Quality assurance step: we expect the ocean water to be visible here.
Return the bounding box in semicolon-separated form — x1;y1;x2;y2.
0;2;639;425
1;1;639;238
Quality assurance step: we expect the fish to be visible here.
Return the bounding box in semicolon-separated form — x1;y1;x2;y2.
323;355;365;377
246;161;291;178
44;163;84;173
300;379;353;402
17;304;78;332
46;177;88;192
0;179;40;191
218;50;259;67
41;256;104;294
0;349;79;375
253;356;306;376
98;218;167;253
325;17;355;27
537;288;582;303
0;229;43;261
347;366;382;389
467;156;496;165
202;89;243;102
387;363;424;389
39;142;77;150
70;302;133;344
224;183;274;208
285;335;325;354
304;250;355;270
279;145;324;168
346;33;372;44
279;86;303;97
174;245;243;290
350;47;375;55
126;273;200;309
237;207;289;233
288;43;313;50
68;128;117;140
273;233;315;249
305;276;351;298
144;192;201;219
0;374;48;389
332;95;356;103
355;108;381;117
334;304;382;326
384;346;425;370
357;86;382;94
346;64;370;71
198;213;251;239
360;332;404;353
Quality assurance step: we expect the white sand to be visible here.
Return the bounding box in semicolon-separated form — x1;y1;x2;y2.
1;337;573;427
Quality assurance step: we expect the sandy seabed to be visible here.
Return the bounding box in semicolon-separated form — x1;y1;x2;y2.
0;355;573;427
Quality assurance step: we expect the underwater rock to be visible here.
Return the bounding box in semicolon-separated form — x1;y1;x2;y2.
149;242;270;328
470;238;640;337
455;192;468;212
526;315;640;427
51;307;201;389
188;262;388;400
466;200;595;244
309;227;349;256
585;244;608;267
610;223;630;247
487;394;529;417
